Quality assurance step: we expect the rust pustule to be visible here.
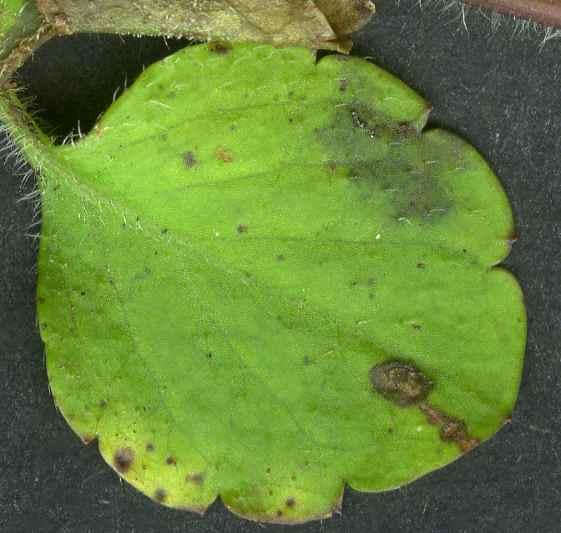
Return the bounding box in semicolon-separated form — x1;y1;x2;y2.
370;360;433;406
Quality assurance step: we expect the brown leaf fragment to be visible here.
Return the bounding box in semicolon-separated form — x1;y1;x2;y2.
314;0;376;35
36;0;376;53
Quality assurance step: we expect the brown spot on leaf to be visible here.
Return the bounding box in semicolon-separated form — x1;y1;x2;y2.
237;224;248;234
216;146;233;163
81;434;95;445
166;456;177;465
208;41;232;54
370;360;433;406
154;488;167;502
286;497;295;508
186;473;204;485
113;447;135;473
326;160;337;173
183;151;197;169
276;510;283;517
419;403;480;453
396;122;416;136
339;78;349;92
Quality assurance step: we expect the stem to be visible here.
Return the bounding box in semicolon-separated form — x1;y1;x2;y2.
464;0;561;27
0;1;56;81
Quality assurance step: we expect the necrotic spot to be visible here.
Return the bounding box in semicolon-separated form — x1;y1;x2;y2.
186;472;204;485
154;488;167;502
183;151;197;168
113;447;135;473
370;360;433;406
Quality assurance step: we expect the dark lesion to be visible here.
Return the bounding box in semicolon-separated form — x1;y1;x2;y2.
113;447;135;473
370;360;479;453
318;101;453;224
419;403;480;453
369;360;433;406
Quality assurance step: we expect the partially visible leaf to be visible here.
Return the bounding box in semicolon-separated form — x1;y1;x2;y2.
34;44;525;524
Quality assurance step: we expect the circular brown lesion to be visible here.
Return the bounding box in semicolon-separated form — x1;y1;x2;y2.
186;472;204;485
113;447;135;473
369;360;433;406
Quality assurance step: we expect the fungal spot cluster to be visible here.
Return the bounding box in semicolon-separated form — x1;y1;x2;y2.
370;361;433;406
317;100;453;223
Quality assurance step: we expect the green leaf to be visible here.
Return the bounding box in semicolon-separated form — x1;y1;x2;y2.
36;43;525;523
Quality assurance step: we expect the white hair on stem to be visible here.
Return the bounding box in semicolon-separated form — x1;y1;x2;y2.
412;0;561;44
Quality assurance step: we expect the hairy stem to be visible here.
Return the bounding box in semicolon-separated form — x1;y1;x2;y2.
0;0;375;81
464;0;561;27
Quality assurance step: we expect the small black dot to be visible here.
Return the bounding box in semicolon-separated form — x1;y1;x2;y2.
154;488;167;502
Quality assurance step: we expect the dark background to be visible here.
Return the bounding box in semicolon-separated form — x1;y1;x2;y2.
1;1;560;531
